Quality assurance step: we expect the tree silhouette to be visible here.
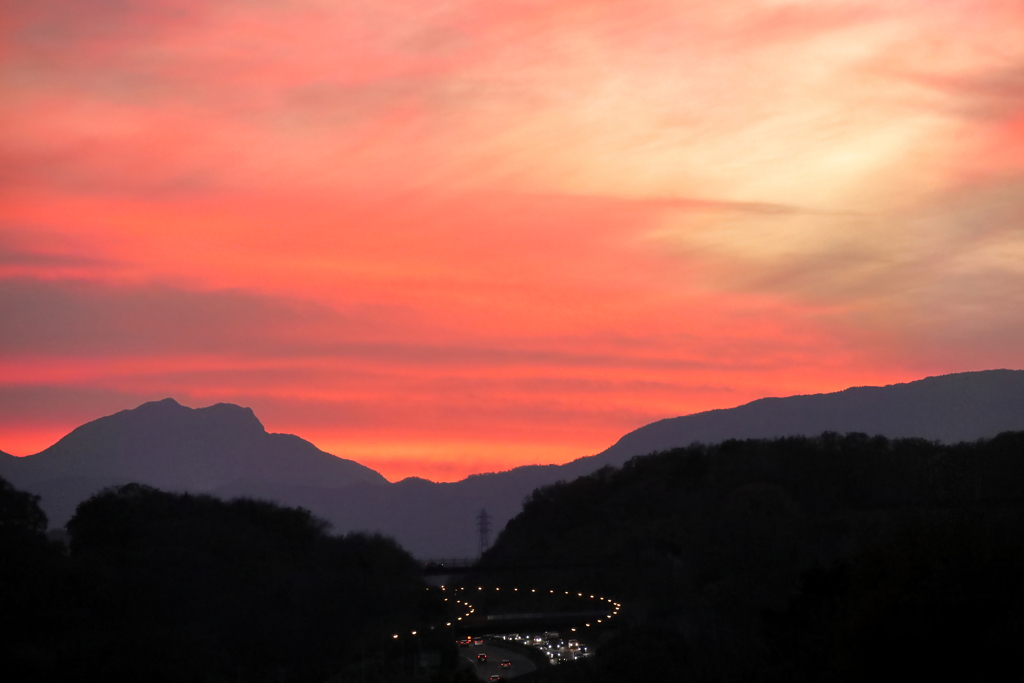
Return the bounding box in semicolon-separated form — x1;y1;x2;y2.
479;432;1024;682
0;476;65;678
2;479;452;682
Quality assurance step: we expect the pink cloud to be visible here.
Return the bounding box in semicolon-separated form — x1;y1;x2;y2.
2;0;1022;479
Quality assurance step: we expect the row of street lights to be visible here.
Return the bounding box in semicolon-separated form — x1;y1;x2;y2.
429;584;622;630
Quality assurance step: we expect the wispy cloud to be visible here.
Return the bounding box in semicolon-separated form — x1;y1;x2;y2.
2;0;1022;478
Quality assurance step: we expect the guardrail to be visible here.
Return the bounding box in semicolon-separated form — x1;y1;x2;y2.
420;558;478;567
486;611;610;621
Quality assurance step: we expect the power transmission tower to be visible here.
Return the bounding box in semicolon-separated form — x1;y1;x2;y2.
476;508;491;556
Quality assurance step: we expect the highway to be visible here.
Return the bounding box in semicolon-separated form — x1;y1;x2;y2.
434;584;620;678
459;640;536;681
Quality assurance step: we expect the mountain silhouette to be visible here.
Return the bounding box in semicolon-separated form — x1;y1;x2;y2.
300;369;1024;556
2;370;1023;557
0;398;386;526
557;367;1024;478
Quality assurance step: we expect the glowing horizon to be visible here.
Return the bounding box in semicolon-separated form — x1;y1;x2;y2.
2;0;1023;481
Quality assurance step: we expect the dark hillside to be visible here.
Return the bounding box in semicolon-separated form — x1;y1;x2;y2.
0;478;454;683
481;432;1024;682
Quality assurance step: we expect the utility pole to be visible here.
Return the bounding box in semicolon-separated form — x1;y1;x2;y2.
476;508;491;556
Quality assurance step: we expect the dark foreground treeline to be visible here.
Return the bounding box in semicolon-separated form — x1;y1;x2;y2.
0;480;468;683
480;431;1024;683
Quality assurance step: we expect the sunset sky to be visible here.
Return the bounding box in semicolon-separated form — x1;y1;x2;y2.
2;0;1023;481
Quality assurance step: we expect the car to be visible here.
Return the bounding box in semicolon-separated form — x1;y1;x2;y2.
477;653;487;663
473;637;484;645
500;659;512;669
458;638;471;647
489;676;503;682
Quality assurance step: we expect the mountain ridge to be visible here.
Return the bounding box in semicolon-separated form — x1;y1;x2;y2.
2;369;1023;557
0;397;387;526
552;368;1024;479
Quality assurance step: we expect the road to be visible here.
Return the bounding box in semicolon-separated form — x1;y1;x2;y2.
459;640;536;681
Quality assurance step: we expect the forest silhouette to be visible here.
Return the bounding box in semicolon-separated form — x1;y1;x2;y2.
479;431;1024;682
4;430;1024;681
0;479;465;683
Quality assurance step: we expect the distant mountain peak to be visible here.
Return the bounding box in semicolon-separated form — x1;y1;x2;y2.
0;398;387;527
112;398;265;430
192;401;266;432
131;396;186;412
